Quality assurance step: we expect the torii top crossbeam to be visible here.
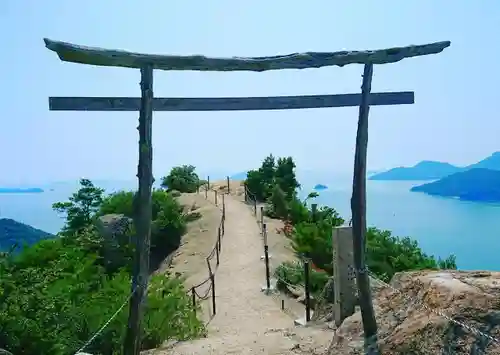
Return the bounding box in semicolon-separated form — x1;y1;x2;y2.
44;38;450;72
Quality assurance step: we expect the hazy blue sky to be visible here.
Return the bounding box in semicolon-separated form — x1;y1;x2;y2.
1;1;498;184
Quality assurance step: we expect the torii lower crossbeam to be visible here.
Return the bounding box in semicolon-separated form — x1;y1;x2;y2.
48;92;414;111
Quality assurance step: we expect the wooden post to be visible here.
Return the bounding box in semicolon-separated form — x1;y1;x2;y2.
218;227;221;252
211;273;216;315
226;176;230;193
207;176;210;190
260;206;264;231
124;64;154;355
311;203;317;222
351;63;379;353
215;190;218;206
216;239;220;266
304;260;311;322
191;287;196;315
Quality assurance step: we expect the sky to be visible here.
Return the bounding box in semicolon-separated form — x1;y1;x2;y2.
0;1;499;184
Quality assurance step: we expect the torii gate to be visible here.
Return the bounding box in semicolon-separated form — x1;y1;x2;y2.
44;38;450;354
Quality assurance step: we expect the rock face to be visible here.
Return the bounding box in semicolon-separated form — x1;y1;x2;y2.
96;214;134;245
328;270;500;355
95;214;134;269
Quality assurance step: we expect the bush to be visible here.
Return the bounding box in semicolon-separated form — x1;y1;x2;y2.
244;154;299;203
0;180;206;355
247;153;458;292
161;165;200;193
0;234;204;355
99;189;187;269
274;261;329;295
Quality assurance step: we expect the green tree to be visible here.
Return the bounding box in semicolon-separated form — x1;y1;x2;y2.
0;180;204;355
244;154;300;204
161;165;200;193
52;178;104;235
275;156;300;200
99;189;187;269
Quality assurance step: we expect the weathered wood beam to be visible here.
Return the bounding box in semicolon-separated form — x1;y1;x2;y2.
48;92;414;111
124;65;154;355
351;64;380;353
44;38;450;72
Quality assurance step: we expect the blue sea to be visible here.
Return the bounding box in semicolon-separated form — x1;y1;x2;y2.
1;172;499;271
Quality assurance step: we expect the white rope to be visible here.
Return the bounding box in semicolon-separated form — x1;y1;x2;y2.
74;285;138;355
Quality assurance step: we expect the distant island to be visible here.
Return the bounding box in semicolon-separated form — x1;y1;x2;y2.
0;187;44;193
0;218;54;252
411;168;500;202
313;184;328;191
370;151;500;181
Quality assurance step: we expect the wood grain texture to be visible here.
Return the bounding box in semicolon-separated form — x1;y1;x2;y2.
44;38;450;71
48;92;414;111
350;63;380;352
124;65;154;355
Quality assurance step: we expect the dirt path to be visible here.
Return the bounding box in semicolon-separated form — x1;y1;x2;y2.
159;193;332;355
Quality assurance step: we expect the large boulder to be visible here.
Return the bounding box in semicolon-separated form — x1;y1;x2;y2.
95;214;134;270
96;214;134;245
327;270;500;355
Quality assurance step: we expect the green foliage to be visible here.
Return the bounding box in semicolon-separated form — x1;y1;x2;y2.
161;165;200;193
274;157;300;200
246;154;458;294
99;188;187;269
52;178;104;236
274;261;329;295
365;227;457;282
0;179;204;355
245;154;299;203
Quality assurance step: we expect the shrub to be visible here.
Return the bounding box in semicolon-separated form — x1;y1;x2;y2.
161;165;200;193
274;261;329;295
0;234;204;355
244;154;299;203
247;154;458;292
99;189;187;269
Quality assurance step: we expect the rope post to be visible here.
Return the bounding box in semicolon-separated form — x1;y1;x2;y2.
216;239;220;266
244;186;248;202
218;227;222;252
197;184;199;194
215;190;218;206
226;176;230;193
253;199;257;216
222;194;226;219
304;260;311;322
205;184;208;199
191;287;196;316
260;206;264;231
211;273;216;316
207;176;210;190
263;223;271;290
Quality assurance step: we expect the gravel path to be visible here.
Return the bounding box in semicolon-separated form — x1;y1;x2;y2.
160;194;331;354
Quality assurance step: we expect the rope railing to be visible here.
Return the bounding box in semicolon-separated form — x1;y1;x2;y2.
242;184;314;321
73;181;227;355
189;181;227;321
244;183;500;350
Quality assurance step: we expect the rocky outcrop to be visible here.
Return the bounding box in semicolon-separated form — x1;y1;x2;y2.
95;214;134;270
96;214;134;244
328;271;500;355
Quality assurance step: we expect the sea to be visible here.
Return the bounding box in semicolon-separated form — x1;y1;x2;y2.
1;172;499;271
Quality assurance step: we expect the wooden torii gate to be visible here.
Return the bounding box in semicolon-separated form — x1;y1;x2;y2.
44;38;450;355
